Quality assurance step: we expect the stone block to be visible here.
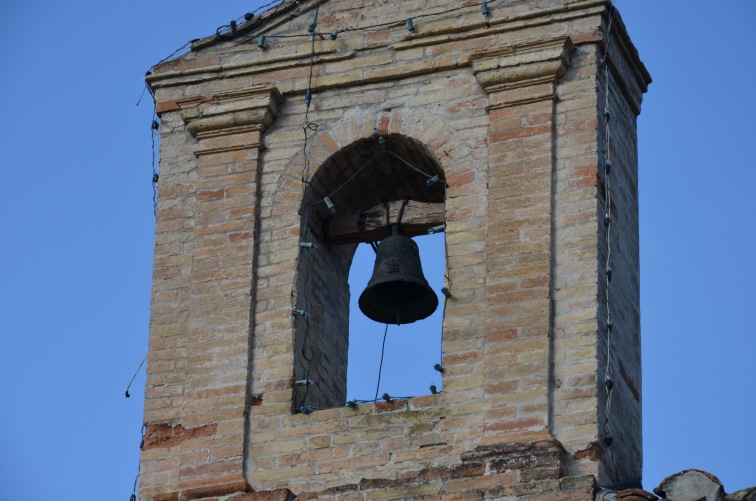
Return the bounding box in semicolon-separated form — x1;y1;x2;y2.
725;488;756;501
654;470;725;501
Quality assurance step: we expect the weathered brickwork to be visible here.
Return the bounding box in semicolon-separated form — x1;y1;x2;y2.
141;1;650;500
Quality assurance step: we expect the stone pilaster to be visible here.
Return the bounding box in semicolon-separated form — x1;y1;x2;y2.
472;38;575;445
141;86;282;501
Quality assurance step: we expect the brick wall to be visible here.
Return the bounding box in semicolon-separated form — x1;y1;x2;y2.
141;1;650;499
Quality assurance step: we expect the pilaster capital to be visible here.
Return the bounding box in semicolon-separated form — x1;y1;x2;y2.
471;37;575;96
178;85;283;138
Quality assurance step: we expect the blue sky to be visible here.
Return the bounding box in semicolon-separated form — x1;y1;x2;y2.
0;1;753;499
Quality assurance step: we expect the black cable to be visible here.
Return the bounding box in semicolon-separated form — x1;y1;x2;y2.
154;40;194;67
255;0;286;16
150;113;160;219
156;0;500;65
373;324;389;401
136;85;148;107
294;206;315;411
130;424;146;501
229;0;288;48
293;2;322;413
388;150;437;180
304;4;320;125
219;5;303;41
125;355;146;398
152;1;284;67
608;446;620;488
141;71;159;222
346;394;417;410
315;155;377;205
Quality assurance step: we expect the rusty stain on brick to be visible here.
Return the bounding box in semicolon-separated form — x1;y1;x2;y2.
374;398;408;413
179;479;251;501
153;493;179;501
573;441;603;461
142;423;217;450
227;489;295;501
461;439;566;462
401;462;486;481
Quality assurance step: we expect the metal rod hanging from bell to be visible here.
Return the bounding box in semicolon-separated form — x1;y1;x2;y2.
358;225;438;325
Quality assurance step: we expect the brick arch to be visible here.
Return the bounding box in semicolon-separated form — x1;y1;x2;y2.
272;107;474;211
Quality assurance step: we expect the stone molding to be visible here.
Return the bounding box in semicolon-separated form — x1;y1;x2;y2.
179;86;283;137
191;125;266;157
153;86;283;153
471;37;575;105
146;2;608;95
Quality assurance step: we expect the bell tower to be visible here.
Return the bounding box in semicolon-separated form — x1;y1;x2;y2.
140;1;650;500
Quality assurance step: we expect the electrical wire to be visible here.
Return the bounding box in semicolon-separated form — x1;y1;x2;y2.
293;204;316;411
129;424;146;501
125;354;147;398
154;0;502;65
600;0;622;488
150;114;160;219
314;155;378;207
155;40;195;66
388;150;438;181
439;180;450;375
373;323;390;402
293;2;321;413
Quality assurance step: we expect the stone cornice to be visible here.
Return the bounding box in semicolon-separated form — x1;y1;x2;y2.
471;37;575;99
146;1;606;93
166;85;283;138
603;7;652;116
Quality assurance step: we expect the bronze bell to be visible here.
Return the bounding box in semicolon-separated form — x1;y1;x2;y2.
358;233;438;325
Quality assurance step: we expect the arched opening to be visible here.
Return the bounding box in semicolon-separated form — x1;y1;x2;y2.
292;134;446;412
